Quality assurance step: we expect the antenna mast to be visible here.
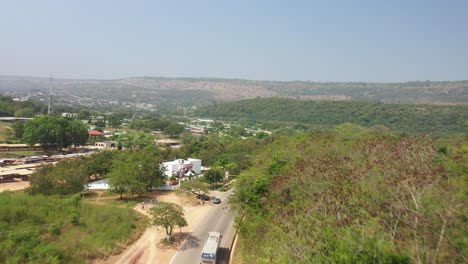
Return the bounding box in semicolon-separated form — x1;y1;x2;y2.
47;73;53;115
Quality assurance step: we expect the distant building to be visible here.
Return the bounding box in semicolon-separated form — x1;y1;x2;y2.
88;129;104;136
162;158;202;178
0;117;33;123
155;139;181;148
94;141;117;149
61;112;77;118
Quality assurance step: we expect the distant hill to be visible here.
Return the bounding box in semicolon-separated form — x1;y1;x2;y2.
194;98;468;135
0;76;467;110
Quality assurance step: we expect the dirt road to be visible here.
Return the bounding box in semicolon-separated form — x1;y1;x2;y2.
0;181;29;192
95;191;213;264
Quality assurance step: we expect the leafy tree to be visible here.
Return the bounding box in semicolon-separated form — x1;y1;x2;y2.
107;153;135;198
224;162;241;176
27;159;87;195
150;202;188;242
12;122;24;140
107;148;166;197
180;179;209;196
23;115;65;150
134;147;166;191
203;168;223;188
121;131;154;150
23;115;88;151
84;150;116;180
14;107;35;117
66;119;89;149
164;123;185;138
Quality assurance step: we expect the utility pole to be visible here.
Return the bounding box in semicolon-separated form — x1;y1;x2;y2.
47;73;53;115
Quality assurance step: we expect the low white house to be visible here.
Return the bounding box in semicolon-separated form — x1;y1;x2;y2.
84;178;110;190
162;158;202;178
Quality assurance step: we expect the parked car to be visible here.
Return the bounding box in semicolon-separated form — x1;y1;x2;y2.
196;194;210;201
213;197;221;204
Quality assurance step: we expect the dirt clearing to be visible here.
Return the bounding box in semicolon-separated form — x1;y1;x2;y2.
94;191;213;264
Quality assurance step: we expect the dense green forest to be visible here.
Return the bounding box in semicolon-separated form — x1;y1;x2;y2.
0;192;146;263
232;126;467;263
194;98;468;134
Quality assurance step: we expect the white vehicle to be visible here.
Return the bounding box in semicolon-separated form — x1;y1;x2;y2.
200;232;220;263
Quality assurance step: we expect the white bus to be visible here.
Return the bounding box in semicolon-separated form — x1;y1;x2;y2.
200;232;221;264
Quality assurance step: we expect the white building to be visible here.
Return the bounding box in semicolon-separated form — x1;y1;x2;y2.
61;112;77;118
162;158;202;178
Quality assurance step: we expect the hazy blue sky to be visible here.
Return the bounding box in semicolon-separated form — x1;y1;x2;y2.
1;0;467;82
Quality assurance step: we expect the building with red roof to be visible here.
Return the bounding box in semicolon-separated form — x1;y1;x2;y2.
88;129;104;136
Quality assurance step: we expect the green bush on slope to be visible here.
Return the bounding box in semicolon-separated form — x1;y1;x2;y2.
233;130;466;263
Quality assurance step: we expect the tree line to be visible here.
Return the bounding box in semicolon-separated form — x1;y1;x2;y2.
0;95;46;117
14;115;89;151
194;97;468;135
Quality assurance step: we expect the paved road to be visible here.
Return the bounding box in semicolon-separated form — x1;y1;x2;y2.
170;190;236;264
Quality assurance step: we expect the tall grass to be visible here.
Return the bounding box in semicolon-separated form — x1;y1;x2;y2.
0;192;147;263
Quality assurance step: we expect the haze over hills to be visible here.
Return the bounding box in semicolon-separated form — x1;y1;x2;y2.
1;75;467;111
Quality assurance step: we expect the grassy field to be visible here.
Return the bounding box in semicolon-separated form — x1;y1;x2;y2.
0;192;148;263
0;122;13;142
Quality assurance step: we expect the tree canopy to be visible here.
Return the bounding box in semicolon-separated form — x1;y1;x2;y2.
150;202;187;242
194;97;468;135
23;115;89;150
107;147;166;198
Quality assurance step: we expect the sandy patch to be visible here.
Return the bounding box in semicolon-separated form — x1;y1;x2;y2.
0;180;29;192
94;191;213;264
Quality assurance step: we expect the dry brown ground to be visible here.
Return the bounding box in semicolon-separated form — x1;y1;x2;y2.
0;180;29;192
93;191;213;264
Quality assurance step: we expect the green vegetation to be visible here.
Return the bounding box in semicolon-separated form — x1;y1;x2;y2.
232;126;467;263
0;95;45;117
23;115;89;151
0;192;146;263
202;167;223;189
180;179;209;196
28;159;87;196
150;202;188;242
194;98;468;135
130;118;185;137
27;146;167;199
107;147;166;198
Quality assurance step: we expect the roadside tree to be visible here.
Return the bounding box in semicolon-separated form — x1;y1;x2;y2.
107;154;135;198
134;147;166;191
180;179;209;196
203;168;224;189
150;202;188;242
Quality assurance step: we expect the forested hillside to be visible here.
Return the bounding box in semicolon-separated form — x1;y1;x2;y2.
194;98;468;134
232;127;467;263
